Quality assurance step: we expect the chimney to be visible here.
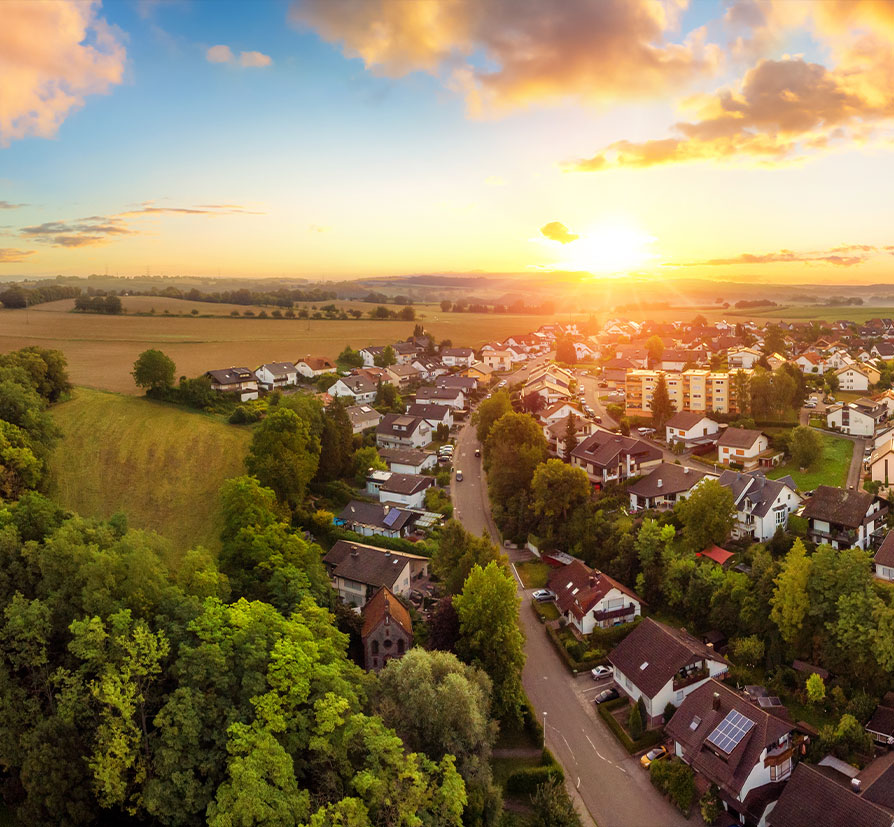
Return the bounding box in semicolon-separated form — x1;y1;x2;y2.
852;778;862;793
384;505;390;515
384;549;391;557
712;692;720;711
684;466;690;474
657;478;663;489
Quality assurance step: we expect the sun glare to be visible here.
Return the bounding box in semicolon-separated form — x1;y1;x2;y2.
559;221;656;275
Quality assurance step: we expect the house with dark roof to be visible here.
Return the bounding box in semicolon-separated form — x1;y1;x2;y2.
608;618;728;728
545;416;595;457
874;532;894;581
665;412;720;446
329;375;378;404
360;345;386;367
377;448;436;475
392;341;420;364
718;470;802;542
406;403;453;430
336;501;417;538
669;680;800;827
803;485;888;549
205;367;259;401
346;404;382;434
414;385;466;410
547;560;642;635
440;347;474;368
827;399;887;437
866;697;894;748
863;755;894;816
436;374;477;393
769;763;893;827
717;428;772;470
376;414;432;450
571;431;662;488
602;357;636;388
323;540;429;606
410;357;448;382
378;472;434;509
361;586;413;672
628;462;711;511
256;361;298;390
386;363;422;388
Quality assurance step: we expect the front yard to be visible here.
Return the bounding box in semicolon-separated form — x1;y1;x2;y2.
516;560;550;589
768;431;853;490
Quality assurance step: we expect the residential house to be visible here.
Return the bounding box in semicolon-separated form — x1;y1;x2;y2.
628;463;711;511
875;389;894;418
463;362;496;385
255;361;298;390
728;346;763;369
803;485;888;549
866;697;894;747
379;472;434;509
826;399;886;437
541;400;587;427
874;531;894;581
329;375;377;404
376;414;432;450
608;618;729;728
392;341;419;364
824;350;854;371
386;363;421;389
837;363;881;392
410;358;448;382
406;403;454;430
717;428;772;470
873;440;894;486
336;501;416;538
669;680;800;827
544;415;595;457
415;386;465;410
570;431;662;488
765;352;787;370
483;350;513;371
717;470;802;542
360;345;386;367
295;356;336;378
523;376;573;406
602;357;635;388
769;763;894;827
323;540;429;606
665;412;721;446
615;346;649;368
346;404;383;434
205;367;260;401
625;369;749;417
873;342;894;360
437;375;477;393
548;560;642;635
377;448;437;474
361;586;413;673
573;341;596;361
440;347;474;368
353;366;392;385
794;352;825;373
659;349;703;371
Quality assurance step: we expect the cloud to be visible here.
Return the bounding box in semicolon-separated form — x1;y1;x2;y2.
0;202;26;210
308;224;330;233
0;0;126;147
674;243;882;268
540;221;579;244
19;203;262;248
290;0;721;114
0;248;35;263
206;44;272;68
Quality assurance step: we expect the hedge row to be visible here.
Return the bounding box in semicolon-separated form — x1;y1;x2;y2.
545;625;604;673
597;697;665;755
504;751;564;795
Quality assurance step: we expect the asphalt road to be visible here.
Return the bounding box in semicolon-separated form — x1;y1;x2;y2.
451;422;691;827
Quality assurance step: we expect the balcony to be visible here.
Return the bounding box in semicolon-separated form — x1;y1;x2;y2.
673;665;709;691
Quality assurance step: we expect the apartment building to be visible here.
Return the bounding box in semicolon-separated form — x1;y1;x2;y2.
625;369;750;418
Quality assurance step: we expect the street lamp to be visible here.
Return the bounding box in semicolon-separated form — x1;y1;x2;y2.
542;711;547;746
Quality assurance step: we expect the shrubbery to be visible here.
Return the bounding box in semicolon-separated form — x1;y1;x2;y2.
650;757;695;814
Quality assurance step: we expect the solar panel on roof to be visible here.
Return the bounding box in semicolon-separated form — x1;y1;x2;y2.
383;509;402;527
705;709;755;754
757;696;782;708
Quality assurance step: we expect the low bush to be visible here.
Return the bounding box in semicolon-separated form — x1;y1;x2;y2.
504;755;563;795
596;698;664;755
650;757;695;814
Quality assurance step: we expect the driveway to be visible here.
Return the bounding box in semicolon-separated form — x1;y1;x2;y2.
451;423;690;827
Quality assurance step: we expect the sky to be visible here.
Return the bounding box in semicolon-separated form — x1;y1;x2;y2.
2;0;894;283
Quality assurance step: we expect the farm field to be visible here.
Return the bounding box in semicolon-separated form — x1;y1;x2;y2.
48;388;251;554
768;431;853;491
1;299;571;393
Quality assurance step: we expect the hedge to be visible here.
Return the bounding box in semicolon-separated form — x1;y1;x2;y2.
650;757;695;814
520;697;545;748
597;697;665;755
545;625;605;673
504;755;564;795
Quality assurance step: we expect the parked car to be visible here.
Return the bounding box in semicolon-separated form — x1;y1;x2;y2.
532;589;555;602
637;427;655;437
474;448;481;457
594;688;620;705
455;470;463;482
594;416;602;424
804;401;817;408
640;746;669;768
590;665;613;681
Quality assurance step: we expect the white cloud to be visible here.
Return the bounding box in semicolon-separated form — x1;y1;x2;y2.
206;44;234;63
206;44;272;68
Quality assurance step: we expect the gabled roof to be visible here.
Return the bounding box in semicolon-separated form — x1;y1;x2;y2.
323;540;426;589
770;763;893;827
377;447;434;468
542;400;585;419
258;361;297;376
380;472;433;496
666;411;716;430
717;470;799;517
361;586;413;638
802;485;876;529
206;367;258;384
416;386;463;401
377;413;428;437
608;618;724;699
346;405;382;427
442;347;473;357
548;560;641;621
388;363;421;377
875;531;894;568
298;356;335;371
571;431;662;470
667;680;792;800
338;501;415;533
337;375;377;394
716;427;765;450
866;704;894;739
406;403;451;421
628;462;708;498
436;375;477;390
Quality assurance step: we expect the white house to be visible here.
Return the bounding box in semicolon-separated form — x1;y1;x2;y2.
483;350;513;371
377;448;437;475
727;346;762;369
378;473;434;509
346;404;382;434
873;532;894;581
255;361;298;390
572;341;596;361
803;485;887;550
547;560;642;635
323;540;429;607
794;352;825;373
360;346;385;367
329;376;377;405
440;347;474;368
571;431;663;488
541;400;586;427
415;386;465;410
825;350;854;371
836;364;879;392
376;413;432;450
716;428;769;469
628;463;712;511
608;618;729;729
295;356;336;378
826;400;886;437
665;412;720;446
205;367;259;402
717;470;802;542
406;403;454;430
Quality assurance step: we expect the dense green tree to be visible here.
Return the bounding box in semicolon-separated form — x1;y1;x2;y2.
374;345;397;367
646;335;664;365
132;349;176;392
649;374;674;427
675;480;735;553
0;347;70;402
337;346;364;369
555;339;577;364
317;399;353;481
374;381;402;412
531;459;590;543
790;425;822;469
530;778;582;827
562;412;579;461
453;563;525;723
245;408;320;507
433;520;502;595
352;445;386;485
770;538;811;649
475;390;512;443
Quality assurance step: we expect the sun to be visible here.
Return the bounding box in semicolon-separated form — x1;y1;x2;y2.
558;220;656;275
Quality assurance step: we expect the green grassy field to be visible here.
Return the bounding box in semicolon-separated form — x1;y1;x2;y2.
768;431;853;491
49;388;252;555
516;560;550;589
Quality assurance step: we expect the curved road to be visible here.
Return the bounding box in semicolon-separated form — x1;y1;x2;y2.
451;422;690;827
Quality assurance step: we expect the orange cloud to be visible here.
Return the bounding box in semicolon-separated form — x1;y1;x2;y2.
0;202;26;210
206;44;234;63
206;45;272;68
0;248;35;263
540;222;579;244
674;243;882;268
290;0;721;113
0;0;125;146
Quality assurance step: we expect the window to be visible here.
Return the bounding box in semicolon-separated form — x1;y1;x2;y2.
397;639;405;654
372;640;379;655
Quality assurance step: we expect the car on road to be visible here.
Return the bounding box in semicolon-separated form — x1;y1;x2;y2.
804;401;817;408
594;416;602;424
532;589;555;602
497;380;507;387
455;470;463;482
640;746;669;768
594;688;620;705
637;427;655;437
474;448;481;457
590;665;613;681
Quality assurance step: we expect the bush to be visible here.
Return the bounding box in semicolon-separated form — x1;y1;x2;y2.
699;786;721;825
504;764;563;795
229;405;262;425
596;697;664;754
628;704;643;739
663;702;677;725
650;758;695;814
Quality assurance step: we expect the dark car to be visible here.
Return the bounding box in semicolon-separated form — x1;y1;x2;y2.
474;448;481;457
594;688;620;705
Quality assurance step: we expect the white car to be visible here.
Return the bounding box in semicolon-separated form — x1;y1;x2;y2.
591;665;613;681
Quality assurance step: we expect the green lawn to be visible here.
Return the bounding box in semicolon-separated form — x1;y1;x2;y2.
49;387;252;556
516;561;550;589
768;431;853;491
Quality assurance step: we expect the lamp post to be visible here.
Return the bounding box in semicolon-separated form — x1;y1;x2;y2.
542;710;547;747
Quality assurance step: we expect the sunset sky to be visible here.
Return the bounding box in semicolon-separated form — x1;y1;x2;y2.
2;0;894;282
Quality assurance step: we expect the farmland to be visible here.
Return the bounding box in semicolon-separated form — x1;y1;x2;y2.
2;297;570;393
48;387;251;554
